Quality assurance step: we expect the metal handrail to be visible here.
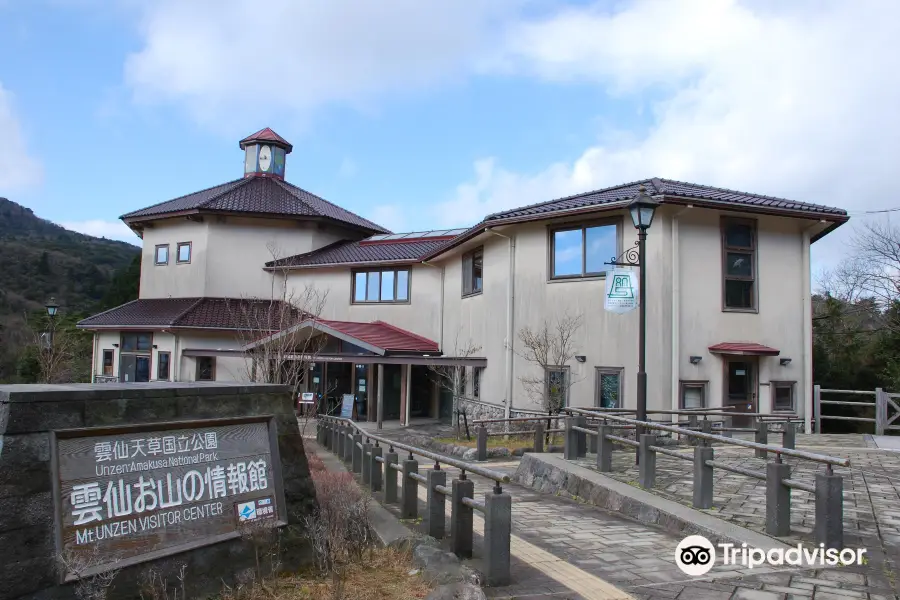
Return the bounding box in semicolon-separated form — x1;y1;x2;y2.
474;416;566;425
320;415;510;483
567;408;850;467
569;407;800;419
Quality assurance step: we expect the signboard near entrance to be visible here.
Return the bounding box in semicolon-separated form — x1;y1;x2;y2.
340;394;355;418
52;418;284;578
604;268;638;313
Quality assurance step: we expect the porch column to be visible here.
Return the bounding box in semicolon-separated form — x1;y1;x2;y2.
399;365;408;426
377;363;385;430
367;365;375;422
405;364;412;426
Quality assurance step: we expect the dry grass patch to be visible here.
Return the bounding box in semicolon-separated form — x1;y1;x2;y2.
259;547;431;599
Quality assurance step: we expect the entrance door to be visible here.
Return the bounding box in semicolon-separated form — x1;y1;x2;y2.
119;354;150;382
725;359;756;428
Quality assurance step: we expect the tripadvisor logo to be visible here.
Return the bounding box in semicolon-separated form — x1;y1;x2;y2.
675;535;868;576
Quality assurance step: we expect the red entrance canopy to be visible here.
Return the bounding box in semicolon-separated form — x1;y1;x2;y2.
708;342;780;356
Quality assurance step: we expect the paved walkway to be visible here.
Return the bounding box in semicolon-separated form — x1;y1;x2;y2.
323;427;900;599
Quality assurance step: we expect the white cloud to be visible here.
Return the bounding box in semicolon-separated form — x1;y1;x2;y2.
0;82;42;191
365;204;408;234
59;219;138;243
124;0;521;128
338;157;357;179
437;0;900;273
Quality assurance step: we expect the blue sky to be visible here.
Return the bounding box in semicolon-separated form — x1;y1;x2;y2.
1;0;898;277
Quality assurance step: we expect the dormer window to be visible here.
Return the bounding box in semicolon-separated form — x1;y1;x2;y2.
155;244;169;265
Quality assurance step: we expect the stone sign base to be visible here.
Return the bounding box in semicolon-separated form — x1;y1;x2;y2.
0;382;315;600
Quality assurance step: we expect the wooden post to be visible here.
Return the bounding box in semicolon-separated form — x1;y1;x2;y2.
875;387;885;436
813;384;822;434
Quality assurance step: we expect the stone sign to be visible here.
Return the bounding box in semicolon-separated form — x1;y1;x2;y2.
52;417;285;578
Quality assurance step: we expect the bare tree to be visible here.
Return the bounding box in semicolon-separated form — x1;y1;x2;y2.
29;316;82;383
58;547;121;600
818;221;900;332
428;328;482;439
515;312;584;415
228;244;330;429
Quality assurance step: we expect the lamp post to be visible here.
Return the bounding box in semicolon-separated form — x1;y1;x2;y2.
628;187;658;454
45;297;59;347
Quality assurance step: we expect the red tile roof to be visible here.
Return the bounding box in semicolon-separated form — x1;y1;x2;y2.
239;127;293;152
319;319;439;353
267;238;454;269
120;177;389;234
708;342;780;356
77;298;307;331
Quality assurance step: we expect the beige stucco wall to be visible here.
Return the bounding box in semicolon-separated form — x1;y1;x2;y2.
176;332;246;383
205;217;352;298
139;220;210;299
285;263;443;342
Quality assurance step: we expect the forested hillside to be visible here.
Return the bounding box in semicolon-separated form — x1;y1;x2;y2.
0;197;141;382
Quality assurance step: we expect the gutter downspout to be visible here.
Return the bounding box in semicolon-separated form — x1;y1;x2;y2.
802;220;823;433
671;206;693;423
487;228;515;421
420;261;445;350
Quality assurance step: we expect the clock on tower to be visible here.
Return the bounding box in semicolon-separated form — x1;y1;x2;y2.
239;128;293;179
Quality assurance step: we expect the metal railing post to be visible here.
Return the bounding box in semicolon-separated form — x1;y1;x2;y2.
755;420;769;458
700;417;712;436
352;433;363;473
451;476;475;558
815;466;844;549
564;417;578;460
476;425;488;461
766;457;791;536
484;488;512;587
336;423;345;456
343;428;354;462
723;415;734;438
782;421;796;449
576;415;587;457
324;421;332;450
401;456;419;519
597;423;613;472
316;420;324;445
534;423;545;453
384;448;399;503
687;414;699;445
639;434;657;488
370;444;383;492
693;445;714;509
362;440;373;485
427;466;447;539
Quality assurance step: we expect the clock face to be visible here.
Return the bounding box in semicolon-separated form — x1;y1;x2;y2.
258;145;272;172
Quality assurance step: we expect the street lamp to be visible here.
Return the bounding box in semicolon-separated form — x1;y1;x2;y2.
45;297;59;347
628;186;659;450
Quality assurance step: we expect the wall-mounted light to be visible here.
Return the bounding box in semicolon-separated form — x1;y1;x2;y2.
152;344;158;349
575;355;586;363
780;357;792;366
112;343;119;348
689;356;702;365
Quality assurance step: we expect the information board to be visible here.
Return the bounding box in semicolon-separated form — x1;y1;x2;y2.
340;394;355;418
53;418;283;575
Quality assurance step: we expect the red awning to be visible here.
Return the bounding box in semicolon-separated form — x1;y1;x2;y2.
708;342;780;356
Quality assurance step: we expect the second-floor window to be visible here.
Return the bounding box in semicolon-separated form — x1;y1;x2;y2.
155;244;169;265
121;332;152;352
177;242;192;263
462;247;483;297
722;218;757;311
550;221;618;279
352;267;410;303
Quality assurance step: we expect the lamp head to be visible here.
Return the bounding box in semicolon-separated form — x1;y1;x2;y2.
628;184;660;231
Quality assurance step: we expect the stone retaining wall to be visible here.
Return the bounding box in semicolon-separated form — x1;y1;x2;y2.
0;382;315;600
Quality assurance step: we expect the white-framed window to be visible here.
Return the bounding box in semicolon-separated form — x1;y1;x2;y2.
352;268;410;303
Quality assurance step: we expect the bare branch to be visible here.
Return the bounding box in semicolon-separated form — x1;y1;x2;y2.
514;312;584;413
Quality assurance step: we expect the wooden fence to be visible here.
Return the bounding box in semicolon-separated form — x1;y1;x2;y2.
813;385;900;435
